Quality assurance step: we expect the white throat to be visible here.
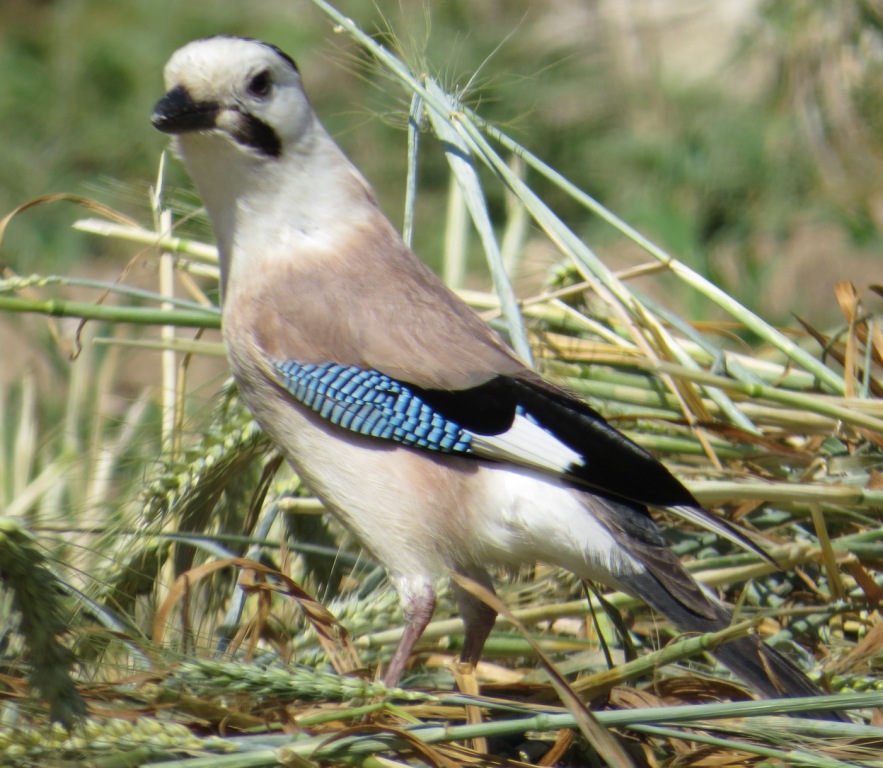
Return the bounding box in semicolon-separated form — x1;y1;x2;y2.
175;123;374;297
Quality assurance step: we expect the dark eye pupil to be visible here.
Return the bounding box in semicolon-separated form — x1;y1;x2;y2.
248;70;271;97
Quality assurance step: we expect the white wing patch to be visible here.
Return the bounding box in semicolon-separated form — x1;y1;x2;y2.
470;413;582;476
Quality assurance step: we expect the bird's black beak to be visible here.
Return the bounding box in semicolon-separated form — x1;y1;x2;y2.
151;85;219;134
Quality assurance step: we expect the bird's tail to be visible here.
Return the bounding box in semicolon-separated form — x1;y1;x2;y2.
615;568;849;722
712;632;832;701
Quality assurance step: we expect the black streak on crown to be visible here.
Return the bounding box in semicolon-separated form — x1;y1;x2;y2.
206;35;299;72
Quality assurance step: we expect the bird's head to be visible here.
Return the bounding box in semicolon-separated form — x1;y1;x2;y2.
152;36;313;161
151;36;379;288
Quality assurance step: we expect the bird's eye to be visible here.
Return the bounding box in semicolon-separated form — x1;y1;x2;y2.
247;69;272;98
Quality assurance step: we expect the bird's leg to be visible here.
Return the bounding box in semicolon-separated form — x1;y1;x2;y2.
450;567;496;753
451;567;497;667
383;582;436;687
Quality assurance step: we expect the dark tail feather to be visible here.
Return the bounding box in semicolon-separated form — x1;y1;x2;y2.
714;634;849;721
616;569;849;722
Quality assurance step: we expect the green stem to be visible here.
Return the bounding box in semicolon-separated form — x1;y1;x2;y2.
0;295;220;328
148;693;883;768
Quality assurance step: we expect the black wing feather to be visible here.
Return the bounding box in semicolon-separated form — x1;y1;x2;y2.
507;375;698;508
408;371;774;566
412;373;696;509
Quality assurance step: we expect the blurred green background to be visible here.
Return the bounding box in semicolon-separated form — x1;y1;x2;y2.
2;0;882;346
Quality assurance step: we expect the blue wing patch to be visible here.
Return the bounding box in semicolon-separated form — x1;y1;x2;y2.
271;360;473;454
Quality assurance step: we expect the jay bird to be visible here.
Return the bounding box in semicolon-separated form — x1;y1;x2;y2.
151;36;842;714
